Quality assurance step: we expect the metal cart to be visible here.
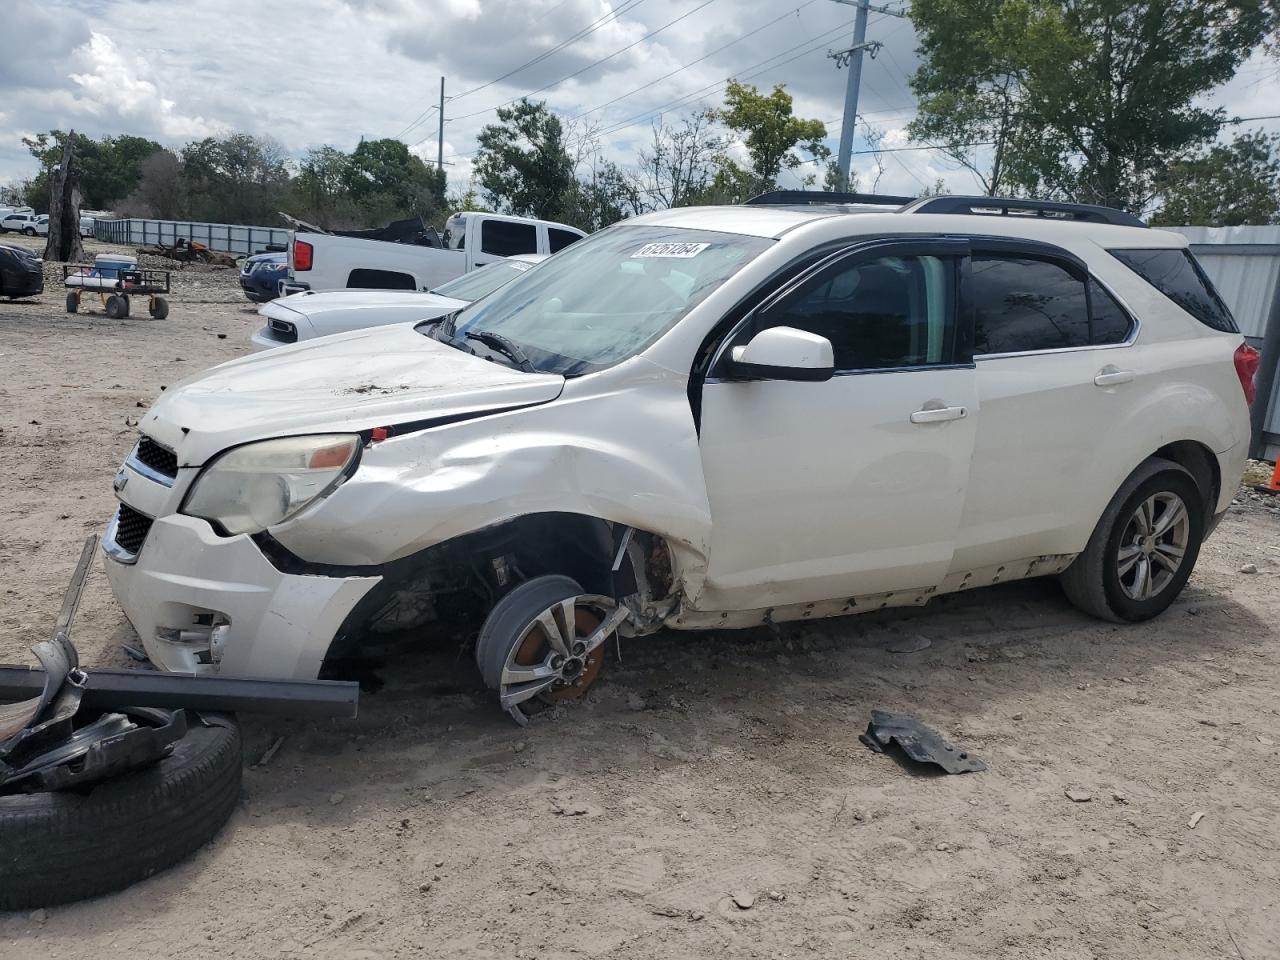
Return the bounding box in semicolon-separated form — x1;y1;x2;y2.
62;265;171;319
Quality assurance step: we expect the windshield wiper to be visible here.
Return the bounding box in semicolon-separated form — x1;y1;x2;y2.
465;331;536;373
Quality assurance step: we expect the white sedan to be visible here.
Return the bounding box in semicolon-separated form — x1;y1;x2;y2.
252;253;546;349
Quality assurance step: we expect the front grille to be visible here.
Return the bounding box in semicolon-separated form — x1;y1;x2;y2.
113;504;153;556
268;318;298;343
133;435;178;479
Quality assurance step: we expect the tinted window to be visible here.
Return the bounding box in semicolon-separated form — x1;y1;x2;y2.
481;220;537;257
751;253;954;370
347;268;416;290
1089;280;1133;345
970;256;1089;354
549;228;581;253
1110;248;1236;332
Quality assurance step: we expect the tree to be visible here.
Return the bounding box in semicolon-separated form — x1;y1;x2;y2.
343;138;446;217
180;134;292;224
713;81;829;196
293;146;351;226
474;99;577;220
42;131;85;264
636;110;724;210
120;149;184;219
23;131;161;210
1151;131;1280;225
908;0;1274;210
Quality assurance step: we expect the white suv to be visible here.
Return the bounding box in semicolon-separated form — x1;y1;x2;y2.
103;194;1258;723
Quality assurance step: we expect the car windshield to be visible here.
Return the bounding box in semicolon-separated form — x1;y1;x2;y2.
443;225;772;375
433;259;533;302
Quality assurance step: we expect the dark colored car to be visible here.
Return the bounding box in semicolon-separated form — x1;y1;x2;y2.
239;251;288;303
0;243;43;299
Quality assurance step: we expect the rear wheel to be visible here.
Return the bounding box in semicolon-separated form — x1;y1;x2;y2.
65;292;78;313
105;294;127;319
149;296;169;320
1060;458;1205;622
475;576;628;725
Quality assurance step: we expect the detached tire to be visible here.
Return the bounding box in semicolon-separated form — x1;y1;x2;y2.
0;714;242;910
1060;458;1205;623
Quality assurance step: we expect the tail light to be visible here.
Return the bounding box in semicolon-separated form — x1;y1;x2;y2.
293;239;313;272
1234;342;1260;406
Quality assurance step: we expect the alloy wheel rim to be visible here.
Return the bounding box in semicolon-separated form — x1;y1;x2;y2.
498;595;629;725
1117;492;1190;601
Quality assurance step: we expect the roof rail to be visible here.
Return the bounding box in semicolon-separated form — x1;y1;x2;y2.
745;190;915;207
902;195;1146;228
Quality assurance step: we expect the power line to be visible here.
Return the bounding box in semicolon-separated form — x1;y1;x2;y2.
395;0;651;139
564;0;824;122
447;0;722;124
394;104;438;142
591;21;860;140
447;0;651;104
443;21;902;164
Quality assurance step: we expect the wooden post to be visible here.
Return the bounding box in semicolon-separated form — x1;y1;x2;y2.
43;131;86;264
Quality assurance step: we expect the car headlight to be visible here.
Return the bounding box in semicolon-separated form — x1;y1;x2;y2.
182;434;361;535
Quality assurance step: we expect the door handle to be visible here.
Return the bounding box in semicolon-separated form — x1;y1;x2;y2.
910;405;967;424
1094;366;1134;387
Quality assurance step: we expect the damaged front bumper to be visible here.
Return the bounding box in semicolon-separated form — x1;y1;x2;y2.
103;513;380;679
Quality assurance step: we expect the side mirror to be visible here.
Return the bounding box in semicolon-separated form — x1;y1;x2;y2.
728;326;835;382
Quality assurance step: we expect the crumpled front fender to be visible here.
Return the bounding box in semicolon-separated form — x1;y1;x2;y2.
270;366;714;595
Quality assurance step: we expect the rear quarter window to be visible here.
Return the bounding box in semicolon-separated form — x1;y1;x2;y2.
1110;248;1237;333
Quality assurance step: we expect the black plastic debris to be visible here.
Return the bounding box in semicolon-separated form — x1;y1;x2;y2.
860;710;986;774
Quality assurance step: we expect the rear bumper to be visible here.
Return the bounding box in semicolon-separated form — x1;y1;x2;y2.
103;512;380;680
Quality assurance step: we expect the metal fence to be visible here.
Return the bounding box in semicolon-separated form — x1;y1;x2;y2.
93;218;291;257
1167;225;1280;461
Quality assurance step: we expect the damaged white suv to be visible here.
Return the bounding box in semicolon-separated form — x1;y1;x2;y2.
104;194;1257;723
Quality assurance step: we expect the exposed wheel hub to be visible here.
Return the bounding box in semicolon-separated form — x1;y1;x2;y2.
500;595;630;725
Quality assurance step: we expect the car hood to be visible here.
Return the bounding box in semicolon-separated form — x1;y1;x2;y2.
266;290;467;339
140;322;565;466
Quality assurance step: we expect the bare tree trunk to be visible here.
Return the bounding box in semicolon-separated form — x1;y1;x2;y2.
43;131;85;264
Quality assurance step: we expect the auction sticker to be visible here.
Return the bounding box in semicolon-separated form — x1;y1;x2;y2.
632;241;710;259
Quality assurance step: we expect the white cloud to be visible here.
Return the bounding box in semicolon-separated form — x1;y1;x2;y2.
68;33;219;140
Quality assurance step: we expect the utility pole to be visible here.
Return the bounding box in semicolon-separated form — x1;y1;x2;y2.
828;0;906;189
437;77;446;173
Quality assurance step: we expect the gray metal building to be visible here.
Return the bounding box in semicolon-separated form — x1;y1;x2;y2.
1166;225;1280;461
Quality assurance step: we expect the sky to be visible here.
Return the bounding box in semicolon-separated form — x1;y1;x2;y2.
3;0;1278;206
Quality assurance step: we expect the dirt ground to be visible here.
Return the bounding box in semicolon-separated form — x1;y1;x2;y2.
1;236;1278;960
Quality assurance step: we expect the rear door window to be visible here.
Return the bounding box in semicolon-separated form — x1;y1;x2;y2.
969;256;1090;354
1089;280;1134;345
481;220;538;257
549;228;581;253
1109;248;1237;332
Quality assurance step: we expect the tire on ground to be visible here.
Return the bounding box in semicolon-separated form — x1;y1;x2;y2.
0;714;242;910
150;297;169;320
65;292;78;314
475;575;584;690
1059;457;1205;623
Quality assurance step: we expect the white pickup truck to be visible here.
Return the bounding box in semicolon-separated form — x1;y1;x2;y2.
281;211;584;296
